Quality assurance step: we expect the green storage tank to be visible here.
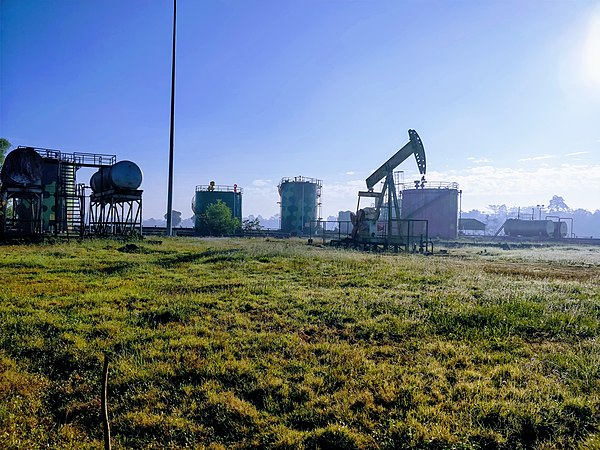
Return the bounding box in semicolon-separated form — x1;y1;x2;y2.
41;160;59;232
40;159;77;233
278;176;322;235
192;184;242;235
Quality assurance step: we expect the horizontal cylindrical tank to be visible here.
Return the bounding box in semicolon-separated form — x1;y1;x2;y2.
553;221;568;238
0;147;44;187
90;160;142;193
279;177;322;234
504;219;554;237
400;186;459;239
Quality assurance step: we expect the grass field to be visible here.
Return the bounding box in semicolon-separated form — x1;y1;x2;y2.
0;238;599;449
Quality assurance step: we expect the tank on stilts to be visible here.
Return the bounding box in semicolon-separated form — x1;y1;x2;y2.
89;160;144;236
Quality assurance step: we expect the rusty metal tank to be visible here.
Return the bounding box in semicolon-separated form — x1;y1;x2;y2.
504;219;554;237
400;182;459;239
0;147;44;187
90;160;142;193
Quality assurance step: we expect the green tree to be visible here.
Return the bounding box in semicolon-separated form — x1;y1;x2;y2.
164;210;182;227
0;138;10;220
548;195;570;213
200;200;240;236
242;216;263;232
0;138;11;166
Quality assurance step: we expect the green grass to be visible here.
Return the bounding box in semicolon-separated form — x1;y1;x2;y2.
0;238;599;449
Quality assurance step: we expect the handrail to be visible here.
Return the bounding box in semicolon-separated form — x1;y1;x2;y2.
278;176;323;187
196;185;243;193
19;146;116;167
397;181;459;191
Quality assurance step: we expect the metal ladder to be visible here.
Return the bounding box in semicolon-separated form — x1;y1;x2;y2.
58;162;83;236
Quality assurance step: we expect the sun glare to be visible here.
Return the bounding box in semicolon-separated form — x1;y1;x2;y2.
582;7;600;86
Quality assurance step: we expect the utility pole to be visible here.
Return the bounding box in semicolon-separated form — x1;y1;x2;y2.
166;0;177;236
458;190;462;235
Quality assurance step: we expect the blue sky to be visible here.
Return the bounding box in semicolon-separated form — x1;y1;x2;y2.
2;0;600;220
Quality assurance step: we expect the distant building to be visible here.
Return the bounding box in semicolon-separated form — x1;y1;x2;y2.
337;210;353;235
459;218;486;235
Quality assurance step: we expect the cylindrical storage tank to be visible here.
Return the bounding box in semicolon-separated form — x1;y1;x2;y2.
278;177;322;234
41;160;59;230
90;160;142;193
90;170;103;193
400;186;459;239
0;147;44;187
39;160;77;232
193;186;242;235
553;221;568;238
110;161;142;190
504;219;554;237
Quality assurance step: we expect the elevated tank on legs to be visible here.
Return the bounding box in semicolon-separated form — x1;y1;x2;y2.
90;161;143;193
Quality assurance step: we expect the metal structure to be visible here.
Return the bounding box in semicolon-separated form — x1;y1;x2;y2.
40;158;80;234
0;147;44;235
89;161;143;236
400;181;460;239
1;146;116;237
278;176;322;235
317;219;431;253
545;216;572;238
192;183;242;235
497;218;568;239
554;221;568;238
347;129;429;250
166;0;177;236
459;218;486;235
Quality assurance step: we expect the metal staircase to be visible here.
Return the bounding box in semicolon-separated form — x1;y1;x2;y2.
58;162;83;236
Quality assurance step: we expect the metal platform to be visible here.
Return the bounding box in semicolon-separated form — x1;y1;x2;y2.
28;147;116;168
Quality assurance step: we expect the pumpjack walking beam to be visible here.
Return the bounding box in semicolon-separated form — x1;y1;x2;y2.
364;129;426;192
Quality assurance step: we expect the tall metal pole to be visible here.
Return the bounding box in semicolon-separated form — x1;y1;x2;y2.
459;189;462;228
166;0;177;236
386;173;392;247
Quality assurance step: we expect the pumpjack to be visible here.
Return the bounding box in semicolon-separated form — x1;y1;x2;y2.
350;129;428;249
